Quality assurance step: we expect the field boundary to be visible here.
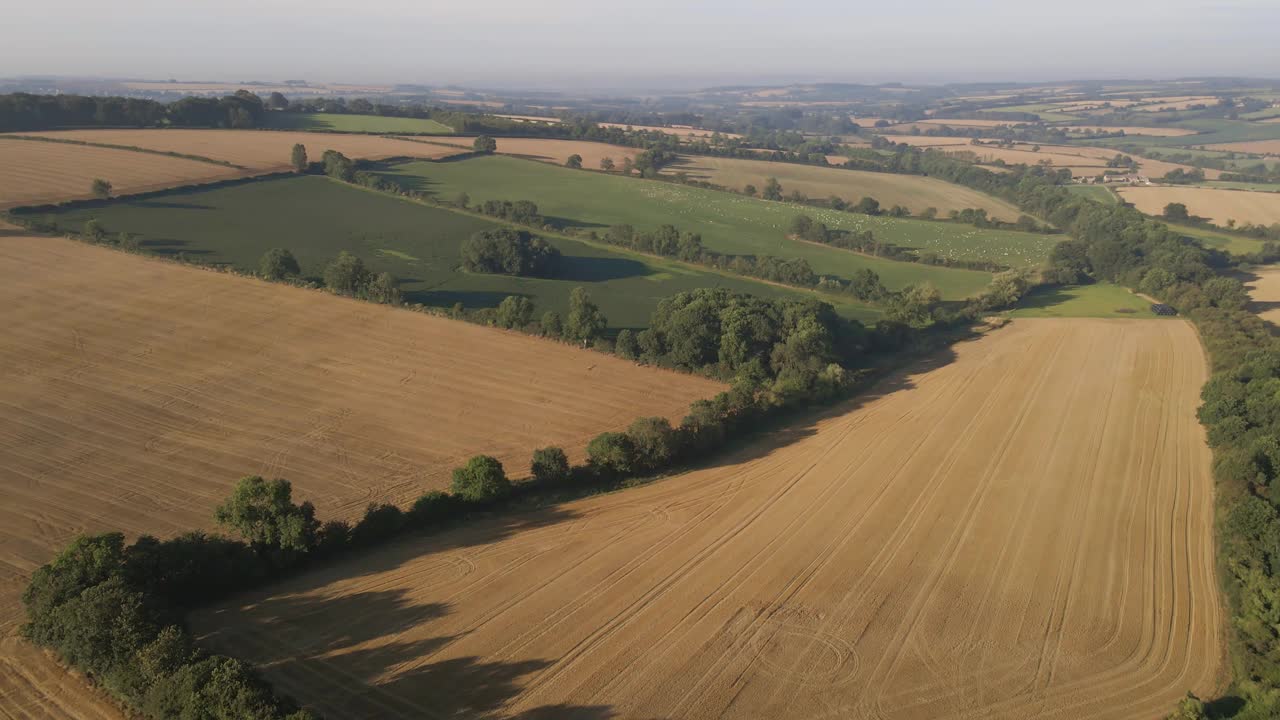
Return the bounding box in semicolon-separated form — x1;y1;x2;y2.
1;133;248;169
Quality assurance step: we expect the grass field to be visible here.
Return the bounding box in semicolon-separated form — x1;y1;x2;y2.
1066;184;1118;203
375;156;1059;297
26;176;881;326
263;112;454;134
1008;283;1158;318
0;136;249;208
1117;185;1280;227
1167;222;1269;256
666;155;1025;220
193;318;1222;720
16;129;467;172
0;231;723;719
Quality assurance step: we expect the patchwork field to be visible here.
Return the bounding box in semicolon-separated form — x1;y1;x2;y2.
939;142;1219;179
377;155;1040;295
1059;126;1199;137
598;123;742;139
667;155;1024;220
27;175;878;326
0;230;726;718
13;129;466;173
262;112;454;134
0;137;249;208
1116;186;1280;227
194;317;1223;720
1206;139;1280;156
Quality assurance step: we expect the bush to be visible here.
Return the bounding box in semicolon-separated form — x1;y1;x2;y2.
351;504;405;546
531;447;570;485
495;295;535;329
626;417;678;471
473;135;497;153
451;455;511;502
323;251;371;295
408;491;459;527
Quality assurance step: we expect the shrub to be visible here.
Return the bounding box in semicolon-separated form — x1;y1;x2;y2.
627;417;678;471
91;178;112;199
351;503;405;546
451;455;511;502
473;135;498;153
531;447;570;485
408;491;459;527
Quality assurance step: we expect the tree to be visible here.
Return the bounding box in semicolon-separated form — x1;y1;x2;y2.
321;149;354;181
450;455;510;502
531;447;570;485
620;157;634;175
762;177;783;201
290;144;307;172
323;251;370;295
615;329;638;359
461;228;561;277
266;92;289;110
744;183;757;197
587;432;636;477
258;248;300;280
455;191;470;208
83;219;106;243
1163;202;1191;222
22;532;125;622
365;272;401;304
495;295;535;329
91;178;112;199
600;157;614;171
627;417;677;471
213;477;318;552
565;287;607;343
541;311;563;338
853;196;881;215
886;283;941;327
565;154;583;169
473;135;497;153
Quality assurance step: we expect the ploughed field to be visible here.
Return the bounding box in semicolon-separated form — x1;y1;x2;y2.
9;129;467;173
0;137;249;208
195;318;1224;720
26;175;881;325
0;231;723;718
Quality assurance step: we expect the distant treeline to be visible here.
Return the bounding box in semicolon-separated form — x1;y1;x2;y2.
0;91;270;132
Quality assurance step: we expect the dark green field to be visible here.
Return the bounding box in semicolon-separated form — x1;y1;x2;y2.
263;112;454;134
30;176;881;327
375;155;1014;299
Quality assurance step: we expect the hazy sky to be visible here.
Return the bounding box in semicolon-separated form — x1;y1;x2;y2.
6;0;1279;90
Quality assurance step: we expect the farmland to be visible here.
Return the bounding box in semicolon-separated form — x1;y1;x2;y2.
1245;266;1280;325
1008;283;1156;318
24;175;880;325
1206;139;1280;156
666;155;1024;220
419;136;642;168
12;129;466;172
1116;185;1280;227
598;122;741;139
262;112;454;134
0;136;248;208
194;317;1223;720
0;229;726;718
376;155;1061;295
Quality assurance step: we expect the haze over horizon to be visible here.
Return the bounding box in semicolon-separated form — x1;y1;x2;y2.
6;0;1280;91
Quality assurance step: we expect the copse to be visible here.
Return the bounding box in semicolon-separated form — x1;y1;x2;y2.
473;135;497;153
461;228;561;278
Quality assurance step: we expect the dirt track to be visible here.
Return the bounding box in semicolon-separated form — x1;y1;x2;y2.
196;318;1225;720
0;232;719;719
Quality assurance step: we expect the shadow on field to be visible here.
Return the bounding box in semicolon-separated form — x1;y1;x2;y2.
134;200;216;210
403;288;514;309
556;255;649;282
139;238;215;256
542;215;610;232
197;329;976;718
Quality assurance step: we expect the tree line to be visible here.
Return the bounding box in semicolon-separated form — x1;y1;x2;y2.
0;91;269;132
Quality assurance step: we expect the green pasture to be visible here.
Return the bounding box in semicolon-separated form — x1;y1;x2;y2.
1066;185;1118;204
263;112;454;134
28;176;881;327
375;156;1064;298
1008;283;1159;319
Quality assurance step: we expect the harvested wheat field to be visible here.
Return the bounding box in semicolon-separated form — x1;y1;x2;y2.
0;229;722;718
598;122;742;139
881;135;977;147
195;317;1224;720
669;155;1022;219
1117;186;1280;226
426;136;642;168
14;129;467;173
1206;140;1280;156
937;142;1220;179
1244;266;1280;325
0;137;249;208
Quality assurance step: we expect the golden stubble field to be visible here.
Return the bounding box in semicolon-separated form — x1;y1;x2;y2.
195;318;1225;720
11;129;468;173
668;155;1023;219
0;231;721;719
1117;186;1280;226
426;136;642;169
0;138;250;208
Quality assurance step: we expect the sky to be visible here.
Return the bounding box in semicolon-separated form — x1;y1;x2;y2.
5;0;1280;91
